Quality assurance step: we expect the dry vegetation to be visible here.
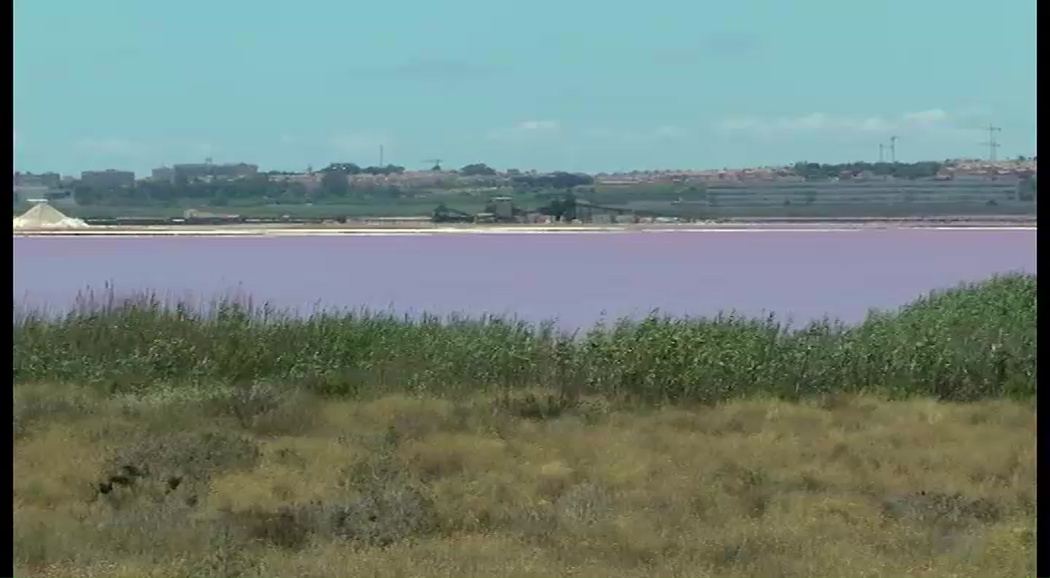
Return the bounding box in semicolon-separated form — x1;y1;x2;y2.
14;385;1035;577
12;275;1037;576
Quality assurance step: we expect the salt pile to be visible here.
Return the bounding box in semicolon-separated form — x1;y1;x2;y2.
13;202;90;230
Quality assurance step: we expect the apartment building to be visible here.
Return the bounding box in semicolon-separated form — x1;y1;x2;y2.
80;169;135;190
171;162;259;182
14;171;62;189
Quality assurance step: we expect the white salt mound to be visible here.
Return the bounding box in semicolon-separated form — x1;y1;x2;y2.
13;202;90;230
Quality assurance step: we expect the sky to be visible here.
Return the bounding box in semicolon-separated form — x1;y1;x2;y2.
13;0;1037;176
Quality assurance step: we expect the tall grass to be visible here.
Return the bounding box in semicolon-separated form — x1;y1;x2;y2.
13;274;1036;402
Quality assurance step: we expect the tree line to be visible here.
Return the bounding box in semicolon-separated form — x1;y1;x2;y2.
792;161;945;181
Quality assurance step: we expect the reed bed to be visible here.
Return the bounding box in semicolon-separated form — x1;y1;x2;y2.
13;274;1036;402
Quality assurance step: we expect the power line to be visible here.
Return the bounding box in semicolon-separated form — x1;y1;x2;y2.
980;124;1002;161
889;136;898;163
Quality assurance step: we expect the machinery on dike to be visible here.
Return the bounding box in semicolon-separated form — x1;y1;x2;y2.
431;193;685;224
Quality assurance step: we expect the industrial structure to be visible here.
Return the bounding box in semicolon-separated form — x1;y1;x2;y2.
432;194;689;224
981;125;1003;161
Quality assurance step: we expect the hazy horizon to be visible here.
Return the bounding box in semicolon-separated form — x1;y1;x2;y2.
16;156;1036;180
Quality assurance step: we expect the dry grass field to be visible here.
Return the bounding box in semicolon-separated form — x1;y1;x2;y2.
14;384;1036;577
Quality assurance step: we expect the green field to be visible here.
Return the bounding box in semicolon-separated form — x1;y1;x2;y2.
13;275;1037;577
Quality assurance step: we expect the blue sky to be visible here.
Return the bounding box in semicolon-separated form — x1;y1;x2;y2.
13;0;1036;176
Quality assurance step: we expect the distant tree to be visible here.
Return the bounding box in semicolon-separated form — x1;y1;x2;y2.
323;163;362;175
277;182;309;203
1018;175;1037;202
894;161;942;180
512;171;594;190
871;162;896;176
549;172;594;189
459;163;497;177
362;164;406;176
320;169;351;197
72;185;98;206
224;174;273;199
137;180;180;204
793;160;942;181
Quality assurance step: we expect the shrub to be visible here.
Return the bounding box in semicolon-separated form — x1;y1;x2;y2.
13;274;1036;402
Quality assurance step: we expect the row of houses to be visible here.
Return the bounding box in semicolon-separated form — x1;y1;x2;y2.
595;166;799;185
150;162;259;183
15;158;1037;201
266;169;502;191
15;162;260;189
593;159;1037;186
12;163;260;207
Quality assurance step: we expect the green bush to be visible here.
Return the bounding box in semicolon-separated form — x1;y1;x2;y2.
13;274;1036;402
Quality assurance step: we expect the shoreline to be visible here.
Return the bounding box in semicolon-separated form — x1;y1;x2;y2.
11;217;1040;237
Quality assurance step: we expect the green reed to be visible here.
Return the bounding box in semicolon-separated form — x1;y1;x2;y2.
12;274;1036;402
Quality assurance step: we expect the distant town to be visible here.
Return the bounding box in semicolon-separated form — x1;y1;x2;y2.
11;156;1040;209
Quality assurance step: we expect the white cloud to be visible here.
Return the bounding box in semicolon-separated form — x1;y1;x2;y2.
716;117;763;132
654;125;690;139
487;120;561;141
351;59;496;81
582;125;692;144
329;132;391;157
516;120;560;131
717;109;953;137
195;143;215;158
902;109;949;124
73;137;151;158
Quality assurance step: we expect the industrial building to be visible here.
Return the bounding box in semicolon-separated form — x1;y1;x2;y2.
80;169;135;190
147;163;260;183
171;162;259;182
150;167;175;182
13;171;76;208
14;171;62;189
